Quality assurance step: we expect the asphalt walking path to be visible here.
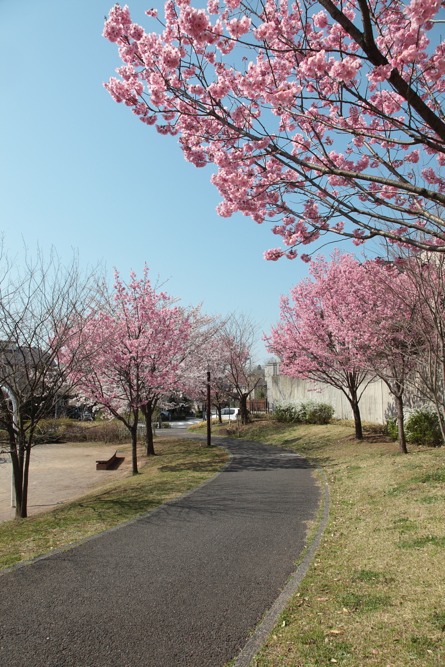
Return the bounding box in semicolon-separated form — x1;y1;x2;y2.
0;436;321;667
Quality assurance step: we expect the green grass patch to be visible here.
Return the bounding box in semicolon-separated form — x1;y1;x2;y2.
339;592;391;613
399;535;445;549
431;610;445;630
419;494;442;505
353;569;387;583
0;438;228;571
228;419;445;667
413;469;445;484
392;517;418;533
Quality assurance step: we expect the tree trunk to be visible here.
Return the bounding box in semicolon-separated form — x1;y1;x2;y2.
10;438;30;518
438;412;445;446
381;377;409;454
239;394;249;425
433;401;445;445
394;394;408;454
130;423;139;475
142;402;156;456
11;449;24;519
14;481;25;519
349;398;363;440
344;374;364;441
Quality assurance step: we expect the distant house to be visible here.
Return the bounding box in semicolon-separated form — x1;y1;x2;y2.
248;364;268;412
0;342;69;419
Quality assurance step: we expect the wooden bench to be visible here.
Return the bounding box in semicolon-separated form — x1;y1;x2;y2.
96;451;125;470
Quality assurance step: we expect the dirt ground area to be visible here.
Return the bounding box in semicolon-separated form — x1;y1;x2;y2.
0;443;131;522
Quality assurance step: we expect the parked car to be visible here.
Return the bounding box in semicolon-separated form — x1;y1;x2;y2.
220;407;240;421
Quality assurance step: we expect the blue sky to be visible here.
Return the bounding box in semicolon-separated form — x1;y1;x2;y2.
0;0;361;360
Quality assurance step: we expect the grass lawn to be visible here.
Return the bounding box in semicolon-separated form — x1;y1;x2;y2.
222;419;445;667
0;438;228;571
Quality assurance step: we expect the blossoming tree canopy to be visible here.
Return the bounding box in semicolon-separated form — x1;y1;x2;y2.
104;1;445;260
266;251;423;445
66;268;190;410
61;266;191;470
266;253;378;438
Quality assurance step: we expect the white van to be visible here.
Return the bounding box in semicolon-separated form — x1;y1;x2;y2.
220;407;240;421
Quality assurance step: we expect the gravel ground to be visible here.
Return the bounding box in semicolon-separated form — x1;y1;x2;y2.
0;443;130;523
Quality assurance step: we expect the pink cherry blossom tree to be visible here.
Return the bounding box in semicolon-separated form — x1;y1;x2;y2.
268;252;424;449
140;305;223;452
181;313;260;423
320;255;421;452
62;267;191;471
208;365;236;422
104;1;445;260
266;254;372;439
137;302;191;456
177;312;233;421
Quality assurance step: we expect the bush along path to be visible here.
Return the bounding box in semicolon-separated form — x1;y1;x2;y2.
0;437;321;667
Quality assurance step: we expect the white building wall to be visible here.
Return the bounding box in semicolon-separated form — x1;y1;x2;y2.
265;363;395;424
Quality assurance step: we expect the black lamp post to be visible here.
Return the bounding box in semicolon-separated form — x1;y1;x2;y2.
206;369;211;447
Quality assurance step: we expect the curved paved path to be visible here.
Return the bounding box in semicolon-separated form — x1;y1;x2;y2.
0;438;320;667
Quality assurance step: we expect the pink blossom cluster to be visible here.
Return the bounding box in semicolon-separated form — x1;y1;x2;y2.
103;1;445;258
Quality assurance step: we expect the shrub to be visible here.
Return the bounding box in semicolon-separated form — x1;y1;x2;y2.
274;404;300;423
405;409;443;447
85;421;132;443
385;418;398;441
302;400;335;425
274;401;334;425
33;419;133;445
33;419;69;444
